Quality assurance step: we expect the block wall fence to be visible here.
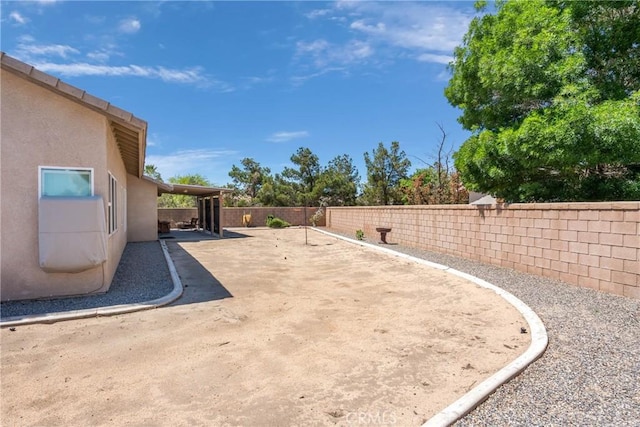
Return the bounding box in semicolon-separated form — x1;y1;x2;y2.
158;206;325;228
325;202;639;299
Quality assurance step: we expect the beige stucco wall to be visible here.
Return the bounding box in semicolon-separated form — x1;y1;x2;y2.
127;175;158;242
0;70;126;301
104;120;128;285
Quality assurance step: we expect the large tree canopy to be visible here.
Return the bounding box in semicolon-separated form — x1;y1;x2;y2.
317;154;360;206
159;174;213;208
362;141;411;205
281;147;322;205
228;157;271;204
446;0;640;202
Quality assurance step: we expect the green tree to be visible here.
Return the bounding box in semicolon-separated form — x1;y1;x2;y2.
362;141;411;205
158;174;212;208
400;168;468;205
228;158;272;204
281;147;322;205
446;0;640;202
256;174;297;207
143;164;163;181
317;154;360;206
563;0;640;101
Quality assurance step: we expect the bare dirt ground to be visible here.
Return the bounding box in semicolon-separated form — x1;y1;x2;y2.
1;228;529;426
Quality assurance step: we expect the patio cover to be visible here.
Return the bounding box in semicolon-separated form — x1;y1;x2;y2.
144;176;230;237
165;183;230;197
141;176;229;198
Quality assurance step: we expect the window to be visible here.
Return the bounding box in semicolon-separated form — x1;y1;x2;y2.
123;188;127;232
108;173;117;234
40;167;93;197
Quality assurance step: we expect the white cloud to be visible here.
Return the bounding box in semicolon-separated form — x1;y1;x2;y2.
417;53;453;65
296;39;373;68
435;69;451;82
296;39;330;54
350;20;385;34
30;61;233;90
299;2;473;72
146;149;238;184
266;131;310;143
86;43;122;63
17;34;35;43
290;67;347;86
240;75;275;90
118;17;141;34
11;37;232;91
146;132;163;148
9;11;29;25
16;43;79;59
305;9;332;19
86;51;111;63
346;2;472;52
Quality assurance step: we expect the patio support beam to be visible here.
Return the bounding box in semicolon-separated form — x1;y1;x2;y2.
219;196;224;238
209;195;214;237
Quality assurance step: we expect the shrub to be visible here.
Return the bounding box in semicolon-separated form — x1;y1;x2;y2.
266;215;290;228
355;229;365;240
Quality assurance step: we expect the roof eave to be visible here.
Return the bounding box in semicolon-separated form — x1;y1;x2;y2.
1;51;148;177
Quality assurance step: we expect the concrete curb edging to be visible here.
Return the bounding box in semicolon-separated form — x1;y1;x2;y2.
0;240;183;327
313;228;548;427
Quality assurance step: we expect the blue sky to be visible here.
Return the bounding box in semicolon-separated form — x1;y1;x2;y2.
2;1;477;186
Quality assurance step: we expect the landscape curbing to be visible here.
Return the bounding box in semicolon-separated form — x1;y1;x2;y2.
1;228;548;425
0;240;183;327
313;227;549;427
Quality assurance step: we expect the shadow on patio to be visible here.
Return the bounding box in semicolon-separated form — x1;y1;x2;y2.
158;228;252;242
165;241;233;306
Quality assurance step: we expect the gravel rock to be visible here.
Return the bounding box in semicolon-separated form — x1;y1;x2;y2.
332;231;640;426
1;241;173;319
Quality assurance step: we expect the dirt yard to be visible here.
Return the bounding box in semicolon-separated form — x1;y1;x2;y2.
1;228;529;426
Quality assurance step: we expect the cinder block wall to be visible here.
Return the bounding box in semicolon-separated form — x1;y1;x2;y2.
158;208;197;228
224;207;325;227
326;202;639;299
158;207;326;228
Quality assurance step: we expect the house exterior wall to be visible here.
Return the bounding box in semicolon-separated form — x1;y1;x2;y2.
0;70;124;301
104;123;128;285
326;203;640;299
127;175;158;242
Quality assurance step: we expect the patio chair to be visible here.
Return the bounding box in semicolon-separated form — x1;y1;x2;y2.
178;217;198;229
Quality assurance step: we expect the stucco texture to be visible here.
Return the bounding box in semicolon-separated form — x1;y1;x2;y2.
0;70;129;301
127;175;158;242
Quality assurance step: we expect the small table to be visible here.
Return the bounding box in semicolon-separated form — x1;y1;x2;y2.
375;227;392;244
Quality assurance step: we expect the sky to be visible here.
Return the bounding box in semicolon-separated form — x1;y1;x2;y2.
1;0;478;187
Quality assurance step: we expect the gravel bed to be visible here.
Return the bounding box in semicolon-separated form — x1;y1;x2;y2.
0;241;173;319
326;230;640;427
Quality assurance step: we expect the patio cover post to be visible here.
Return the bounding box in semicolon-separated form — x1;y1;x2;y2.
198;196;203;231
219;196;224;238
209;194;214;237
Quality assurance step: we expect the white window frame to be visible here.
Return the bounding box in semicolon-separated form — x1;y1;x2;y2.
39;166;94;198
108;172;118;235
